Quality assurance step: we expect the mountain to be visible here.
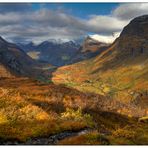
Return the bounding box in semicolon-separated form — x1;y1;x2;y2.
80;36;109;53
69;36;110;63
18;40;80;66
18;36;110;66
0;36;48;78
52;15;148;117
37;40;80;66
17;42;37;52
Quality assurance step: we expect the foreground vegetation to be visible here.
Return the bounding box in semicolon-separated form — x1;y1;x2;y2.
0;78;147;144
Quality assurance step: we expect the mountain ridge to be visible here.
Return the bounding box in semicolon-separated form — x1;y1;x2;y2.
18;36;110;66
0;36;49;79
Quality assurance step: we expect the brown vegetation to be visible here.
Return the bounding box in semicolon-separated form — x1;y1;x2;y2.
0;77;147;144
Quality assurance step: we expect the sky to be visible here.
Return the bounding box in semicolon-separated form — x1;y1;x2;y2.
0;3;148;44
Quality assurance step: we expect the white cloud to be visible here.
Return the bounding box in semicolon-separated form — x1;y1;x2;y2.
113;3;148;20
86;15;128;34
0;12;23;25
90;32;120;44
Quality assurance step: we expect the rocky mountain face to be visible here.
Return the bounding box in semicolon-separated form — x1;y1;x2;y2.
117;15;148;57
90;15;148;70
0;36;45;78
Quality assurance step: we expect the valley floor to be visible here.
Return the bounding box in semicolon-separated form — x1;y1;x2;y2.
0;77;148;145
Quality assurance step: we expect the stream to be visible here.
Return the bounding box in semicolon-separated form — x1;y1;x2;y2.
0;128;94;145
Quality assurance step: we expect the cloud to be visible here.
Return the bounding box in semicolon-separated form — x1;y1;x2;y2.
112;3;148;20
0;13;23;25
25;9;128;35
0;8;88;43
86;15;128;34
29;9;85;28
0;3;147;43
90;32;120;44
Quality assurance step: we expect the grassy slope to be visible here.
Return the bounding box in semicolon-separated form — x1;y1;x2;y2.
52;38;148;115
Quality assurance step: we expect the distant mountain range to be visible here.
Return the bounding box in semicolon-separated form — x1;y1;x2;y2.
17;36;110;66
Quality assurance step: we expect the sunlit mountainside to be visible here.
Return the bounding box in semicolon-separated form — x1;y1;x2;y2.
53;15;148;117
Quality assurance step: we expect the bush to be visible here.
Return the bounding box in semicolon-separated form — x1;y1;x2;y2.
60;108;94;126
112;128;136;140
61;108;83;121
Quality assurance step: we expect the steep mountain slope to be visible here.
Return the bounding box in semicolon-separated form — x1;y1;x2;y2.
52;15;148;115
0;36;48;78
0;64;13;78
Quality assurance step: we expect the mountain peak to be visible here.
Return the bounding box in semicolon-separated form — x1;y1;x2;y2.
84;35;99;43
131;15;148;23
120;15;148;38
85;35;93;40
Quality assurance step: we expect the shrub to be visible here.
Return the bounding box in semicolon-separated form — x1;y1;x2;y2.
60;108;94;127
112;128;136;140
0;112;8;124
61;108;83;121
